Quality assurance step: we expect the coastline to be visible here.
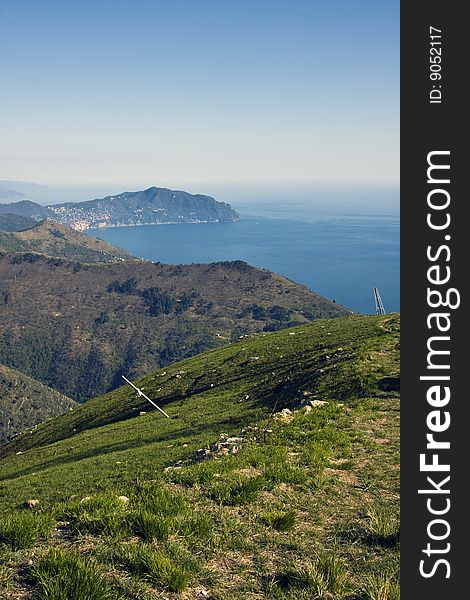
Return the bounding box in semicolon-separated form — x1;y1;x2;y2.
88;218;239;230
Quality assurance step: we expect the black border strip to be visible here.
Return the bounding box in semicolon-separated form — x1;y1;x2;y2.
401;3;467;597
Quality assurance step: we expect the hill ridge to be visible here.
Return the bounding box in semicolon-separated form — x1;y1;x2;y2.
0;252;348;402
0;212;38;232
0;363;76;445
1;186;239;230
0;219;135;263
0;314;399;458
0;313;400;599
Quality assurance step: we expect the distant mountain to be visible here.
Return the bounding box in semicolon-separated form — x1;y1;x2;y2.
0;180;46;201
0;362;76;445
0;180;46;193
0;199;53;220
0;213;38;232
0;220;135;263
0;187;239;231
47;187;239;230
0;190;27;201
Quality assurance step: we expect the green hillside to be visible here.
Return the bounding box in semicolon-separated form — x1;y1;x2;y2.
0;314;399;599
0;253;349;402
0;364;76;445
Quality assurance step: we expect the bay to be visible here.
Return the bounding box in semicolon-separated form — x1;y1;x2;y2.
89;210;399;315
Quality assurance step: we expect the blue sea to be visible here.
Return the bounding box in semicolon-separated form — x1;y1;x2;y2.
89;203;399;315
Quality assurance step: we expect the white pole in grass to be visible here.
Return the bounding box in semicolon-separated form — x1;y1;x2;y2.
121;375;171;418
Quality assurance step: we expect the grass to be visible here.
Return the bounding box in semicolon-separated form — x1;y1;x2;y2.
31;547;119;600
273;552;350;599
130;510;172;541
166;455;239;487
361;572;400;600
129;484;215;542
0;564;13;590
115;544;192;592
132;482;186;518
210;475;265;505
363;504;400;548
55;493;130;538
177;512;213;540
263;458;308;486
51;482;215;550
262;509;297;532
337;502;400;551
0;314;397;475
0;314;400;598
0;511;55;551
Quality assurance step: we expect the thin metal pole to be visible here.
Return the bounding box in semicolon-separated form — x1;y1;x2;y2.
373;287;386;315
121;375;170;418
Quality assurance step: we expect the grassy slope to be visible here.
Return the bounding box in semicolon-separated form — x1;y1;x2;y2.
0;314;399;599
0;364;76;446
0;220;134;263
0;254;349;403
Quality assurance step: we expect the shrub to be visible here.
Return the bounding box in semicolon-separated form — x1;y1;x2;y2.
107;278;138;295
252;304;268;320
0;512;55;551
269;305;291;322
167;456;237;487
140;287;176;316
31;548;118;600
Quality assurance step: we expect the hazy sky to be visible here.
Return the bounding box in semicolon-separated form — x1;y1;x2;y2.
0;0;399;189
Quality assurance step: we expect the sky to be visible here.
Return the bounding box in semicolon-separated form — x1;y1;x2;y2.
0;0;399;192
